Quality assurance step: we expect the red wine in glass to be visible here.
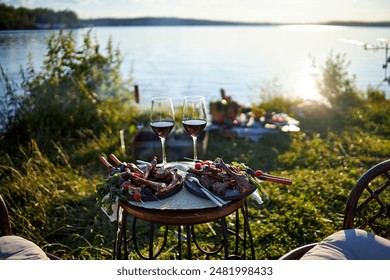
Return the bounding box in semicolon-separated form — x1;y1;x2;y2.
150;96;175;166
182;119;207;137
150;121;175;138
182;96;207;161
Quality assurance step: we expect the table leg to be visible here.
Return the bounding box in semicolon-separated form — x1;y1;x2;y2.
235;210;240;255
132;220;169;259
177;225;182;259
115;210;128;260
192;223;224;258
241;202;255;259
148;222;155;259
123;212;128;259
221;217;229;259
186;225;192;259
113;206;120;259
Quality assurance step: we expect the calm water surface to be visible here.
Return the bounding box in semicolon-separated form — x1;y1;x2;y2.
1;25;389;107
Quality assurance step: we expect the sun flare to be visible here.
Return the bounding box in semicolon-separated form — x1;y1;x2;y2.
298;59;322;100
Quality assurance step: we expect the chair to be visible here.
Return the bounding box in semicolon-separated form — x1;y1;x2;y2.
279;159;390;259
0;194;60;260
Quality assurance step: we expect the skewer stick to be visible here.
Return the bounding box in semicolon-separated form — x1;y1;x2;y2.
259;174;292;185
109;153;122;166
100;156;115;171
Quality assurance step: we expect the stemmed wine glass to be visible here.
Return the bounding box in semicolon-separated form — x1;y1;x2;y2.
150;96;175;167
182;96;207;161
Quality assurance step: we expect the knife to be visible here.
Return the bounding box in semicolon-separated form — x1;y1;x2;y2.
187;177;226;207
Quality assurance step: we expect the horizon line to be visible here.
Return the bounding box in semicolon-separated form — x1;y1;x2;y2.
80;16;390;27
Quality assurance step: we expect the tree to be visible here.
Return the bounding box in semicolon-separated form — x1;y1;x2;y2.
0;4;79;30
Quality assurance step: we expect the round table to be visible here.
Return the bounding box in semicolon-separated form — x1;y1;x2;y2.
114;192;255;259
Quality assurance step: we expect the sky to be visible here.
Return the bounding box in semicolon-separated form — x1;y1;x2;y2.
2;0;390;23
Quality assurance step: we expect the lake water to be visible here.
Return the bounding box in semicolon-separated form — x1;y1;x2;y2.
1;25;389;108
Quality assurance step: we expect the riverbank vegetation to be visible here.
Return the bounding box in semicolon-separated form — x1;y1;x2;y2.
0;4;79;30
0;30;389;259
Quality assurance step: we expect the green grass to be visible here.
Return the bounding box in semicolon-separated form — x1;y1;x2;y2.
1;129;388;260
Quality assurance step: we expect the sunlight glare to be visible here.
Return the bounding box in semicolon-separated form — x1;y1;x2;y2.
298;59;322;100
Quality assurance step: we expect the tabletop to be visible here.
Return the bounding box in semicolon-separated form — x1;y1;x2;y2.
119;196;246;225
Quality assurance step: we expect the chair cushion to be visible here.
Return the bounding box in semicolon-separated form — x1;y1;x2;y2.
0;235;49;260
301;229;390;260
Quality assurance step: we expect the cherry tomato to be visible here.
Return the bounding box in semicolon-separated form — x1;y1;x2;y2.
254;170;263;177
195;163;202;170
133;192;142;201
203;160;213;166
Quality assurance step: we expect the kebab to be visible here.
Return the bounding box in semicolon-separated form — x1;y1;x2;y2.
187;158;292;196
99;154;184;201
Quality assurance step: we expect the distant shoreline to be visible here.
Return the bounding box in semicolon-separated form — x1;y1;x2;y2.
2;2;389;31
2;17;390;31
80;17;390;28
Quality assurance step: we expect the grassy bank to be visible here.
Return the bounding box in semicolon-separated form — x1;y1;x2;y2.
1;129;388;259
0;31;389;259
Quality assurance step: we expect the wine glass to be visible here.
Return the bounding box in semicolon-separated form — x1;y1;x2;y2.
150;96;175;167
182;96;207;161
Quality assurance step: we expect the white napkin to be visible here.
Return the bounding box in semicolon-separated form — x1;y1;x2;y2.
100;195;122;222
250;189;264;205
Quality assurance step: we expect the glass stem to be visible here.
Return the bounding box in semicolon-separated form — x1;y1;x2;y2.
161;137;167;166
192;136;198;161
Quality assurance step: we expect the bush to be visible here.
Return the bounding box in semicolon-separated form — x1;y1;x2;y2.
1;30;139;165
